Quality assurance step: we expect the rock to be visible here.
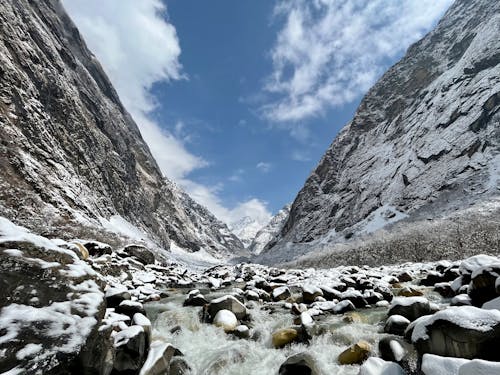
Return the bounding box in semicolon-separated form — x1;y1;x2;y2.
83;241;113;257
208;295;247;320
434;282;454;298
106;286;131;308
388;297;431;321
133;313;152;342
338;340;371;365
420;271;445;286
421;354;469;375
320;286;342;301
300;311;314;326
279;353;320;375
213;310;238;332
396;272;413;283
340;290;368;308
302;285;323;303
183;291;208;307
378;337;406;362
384;315;411;336
468;263;500;307
410;306;500;360
0;232;110;375
272;286;291;301
291;303;308;315
139;340;178;375
397;287;423;297
458;359;500;375
334;300;356;314
169;357;192;375
114;325;147;372
233;325;250;339
245;290;260;301
272;328;299;348
358;357;405;375
122;245;156;265
116;300;146;318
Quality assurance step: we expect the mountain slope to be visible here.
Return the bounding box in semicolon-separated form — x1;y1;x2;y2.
260;0;500;263
0;0;243;257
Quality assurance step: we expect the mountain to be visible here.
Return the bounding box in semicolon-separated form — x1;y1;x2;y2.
248;204;290;255
229;216;265;248
0;0;243;257
258;0;500;263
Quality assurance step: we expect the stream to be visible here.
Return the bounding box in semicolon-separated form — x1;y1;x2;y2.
145;283;446;374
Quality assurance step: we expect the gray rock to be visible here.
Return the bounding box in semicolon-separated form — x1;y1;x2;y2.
279;353;320;375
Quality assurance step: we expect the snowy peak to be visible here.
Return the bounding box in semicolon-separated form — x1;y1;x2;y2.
248;204;290;255
263;0;500;262
0;0;242;257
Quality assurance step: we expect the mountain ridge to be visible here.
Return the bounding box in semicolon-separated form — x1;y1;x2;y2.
258;0;500;263
0;0;243;257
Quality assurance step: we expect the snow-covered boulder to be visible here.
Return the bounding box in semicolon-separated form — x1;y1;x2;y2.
272;286;291;301
358;357;405;375
114;325;147;373
411;306;500;360
421;354;469;375
213;309;238;332
302;285;323;303
388;297;432;321
384;315;411;336
468;263;500;306
207;295;247;320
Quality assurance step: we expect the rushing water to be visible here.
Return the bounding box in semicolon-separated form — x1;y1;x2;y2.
144;284;446;375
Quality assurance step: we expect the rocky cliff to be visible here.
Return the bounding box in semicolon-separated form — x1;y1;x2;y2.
0;0;243;257
260;0;500;262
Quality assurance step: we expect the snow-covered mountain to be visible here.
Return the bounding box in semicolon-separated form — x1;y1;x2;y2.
229;216;265;248
248;205;290;255
0;0;243;258
258;0;500;263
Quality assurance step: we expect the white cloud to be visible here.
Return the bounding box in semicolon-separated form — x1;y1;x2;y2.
263;0;454;122
228;169;245;183
256;162;272;173
63;0;272;229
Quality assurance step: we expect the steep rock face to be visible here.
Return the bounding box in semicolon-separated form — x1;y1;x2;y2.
0;0;242;257
248;205;290;255
265;0;500;259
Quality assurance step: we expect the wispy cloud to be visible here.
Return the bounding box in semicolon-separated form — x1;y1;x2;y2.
63;0;272;231
291;150;311;162
256;162;272;173
262;0;454;123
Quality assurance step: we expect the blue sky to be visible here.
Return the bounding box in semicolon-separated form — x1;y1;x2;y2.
63;0;453;230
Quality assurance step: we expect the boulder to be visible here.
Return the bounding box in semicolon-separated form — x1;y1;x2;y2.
410;306;500;360
82;241;113;257
169;357;192;375
123;245;156;265
0;232;110;375
114;325;147;373
433;283;454;298
272;286;291;301
358;357;405;375
337;340;371;365
468;263;500;307
333;300;356;314
105;286;131;308
133;313;152;342
420;271;445;286
208;295;247;320
340;290;368;308
397;287;423;297
421;354;468;375
384;315;411;336
378;337;406;362
302;285;323;304
451;294;471;306
388;297;431;322
213;309;238;332
139;340;178;375
272;328;299;348
279;353;320;375
233;325;250;339
245;290;260;301
116;300;146;318
183;290;208;307
396;272;413;283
